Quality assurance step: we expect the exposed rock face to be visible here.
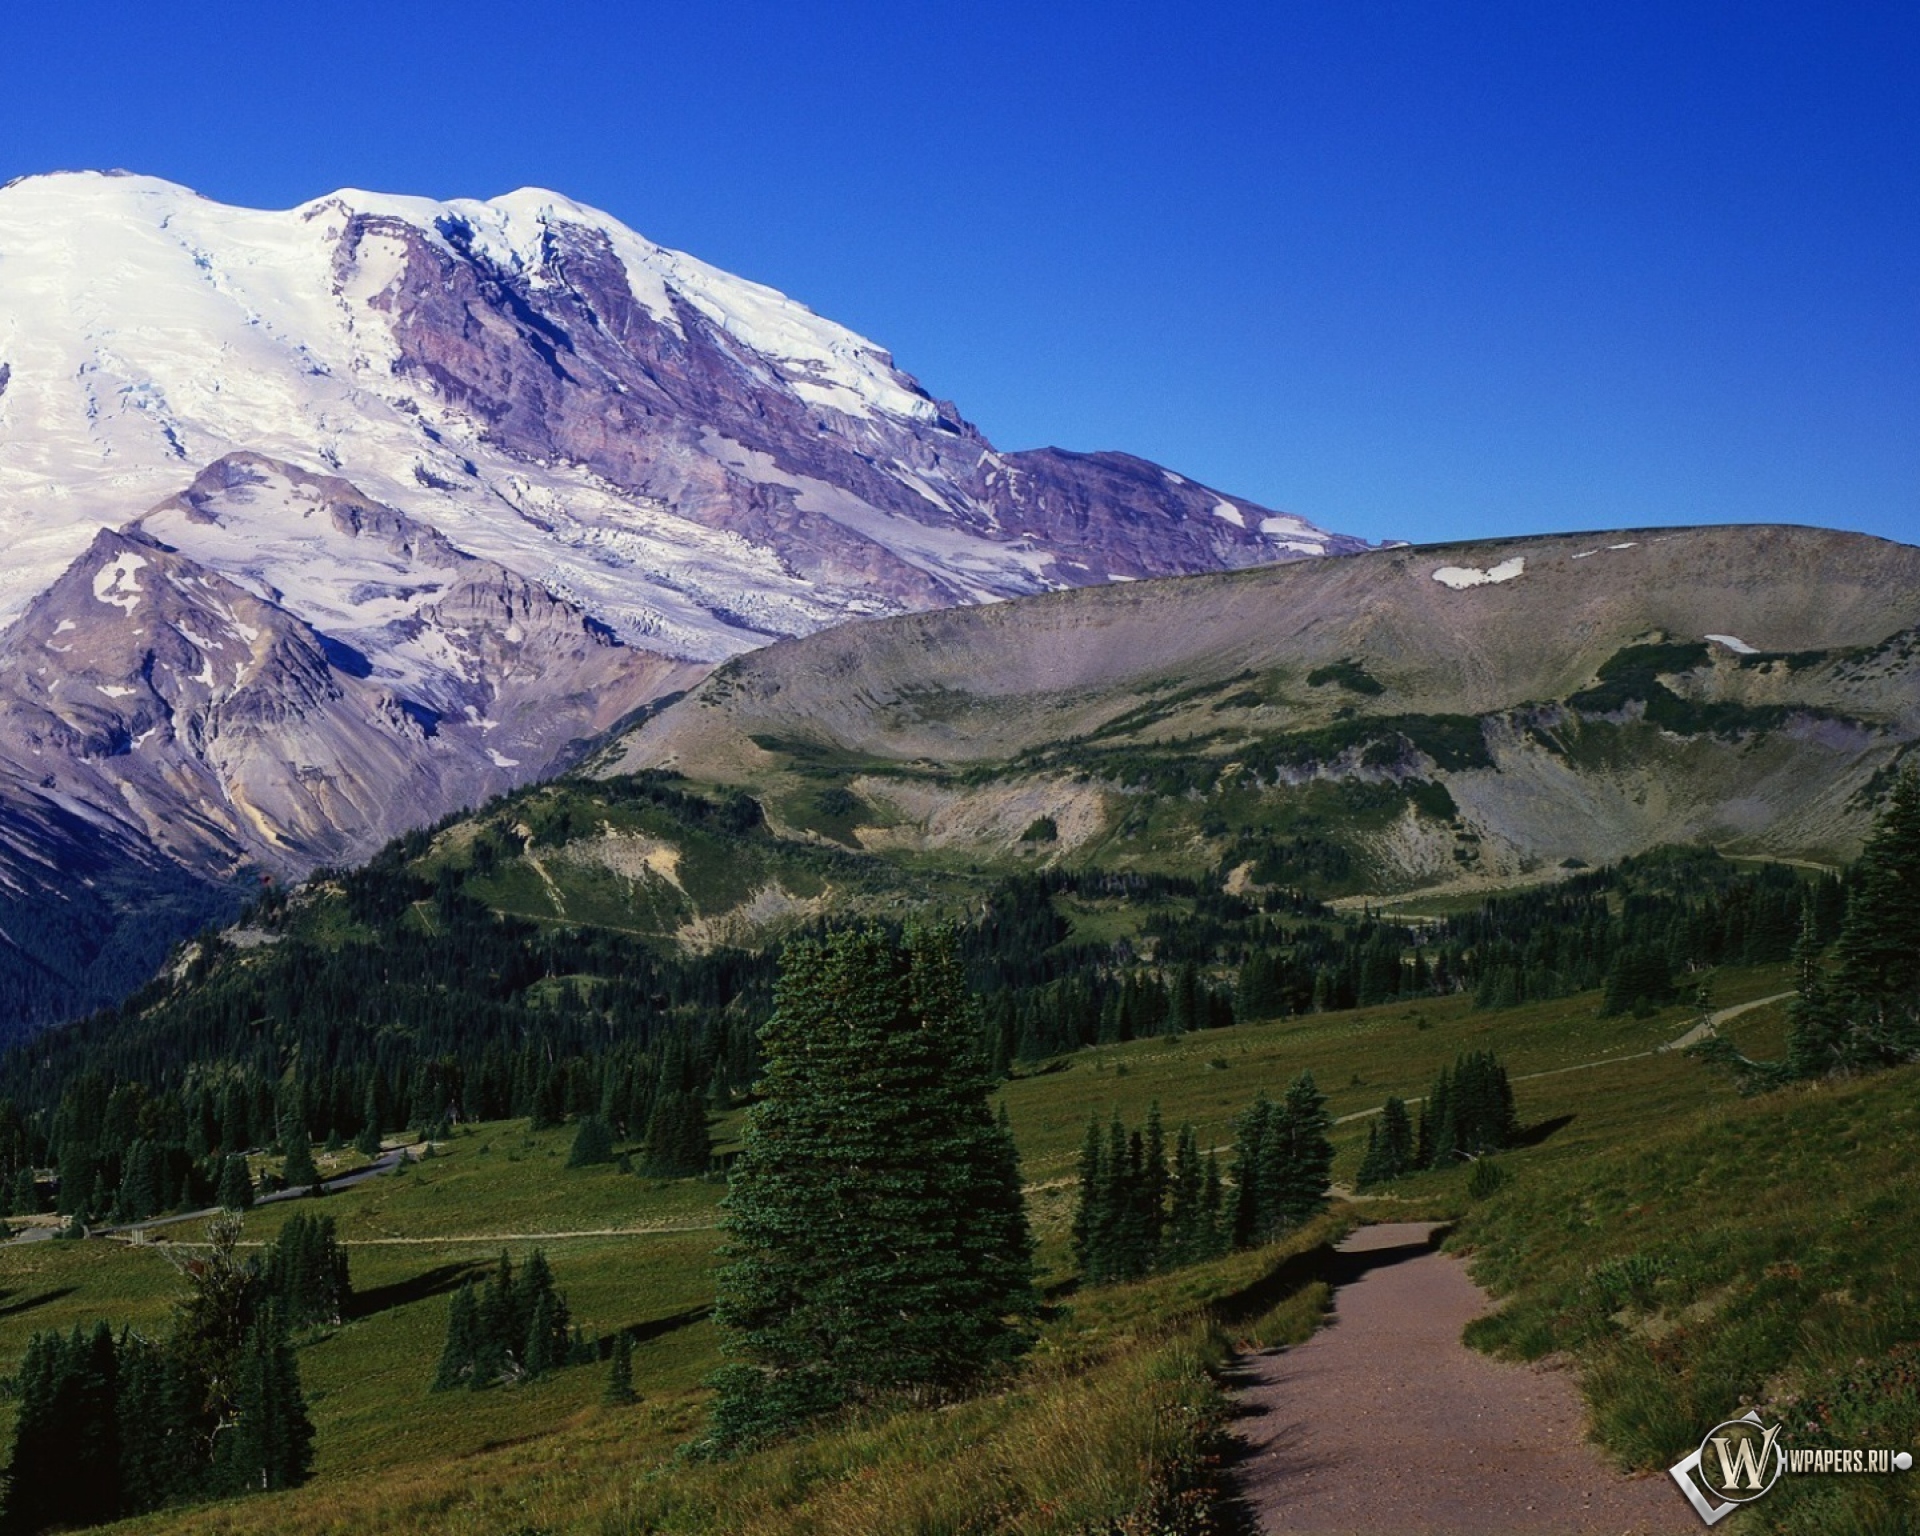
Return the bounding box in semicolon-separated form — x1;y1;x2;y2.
0;172;1366;655
0;458;699;1033
0;459;691;877
0;171;1370;1028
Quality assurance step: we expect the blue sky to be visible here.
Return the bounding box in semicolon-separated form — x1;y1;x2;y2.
1;1;1912;547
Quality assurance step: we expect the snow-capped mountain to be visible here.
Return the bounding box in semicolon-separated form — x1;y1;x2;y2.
0;171;1361;651
0;169;1368;1030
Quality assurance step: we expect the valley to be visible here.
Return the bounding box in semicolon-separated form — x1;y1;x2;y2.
0;521;1913;1530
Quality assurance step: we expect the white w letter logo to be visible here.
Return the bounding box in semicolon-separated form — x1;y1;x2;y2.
1711;1424;1781;1492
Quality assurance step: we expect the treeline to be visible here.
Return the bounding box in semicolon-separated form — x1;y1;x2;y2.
1694;770;1920;1086
1071;1076;1333;1285
0;926;753;1225
1439;847;1836;1015
0;1213;328;1534
0;773;1843;1233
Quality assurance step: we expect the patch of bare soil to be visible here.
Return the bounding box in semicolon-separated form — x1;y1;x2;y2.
1228;1223;1686;1534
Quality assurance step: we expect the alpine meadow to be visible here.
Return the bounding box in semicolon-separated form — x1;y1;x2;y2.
0;40;1916;1533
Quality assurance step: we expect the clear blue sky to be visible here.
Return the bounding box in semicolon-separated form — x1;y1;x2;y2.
2;1;1913;547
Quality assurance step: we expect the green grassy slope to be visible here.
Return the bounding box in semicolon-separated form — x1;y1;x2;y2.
8;955;1910;1534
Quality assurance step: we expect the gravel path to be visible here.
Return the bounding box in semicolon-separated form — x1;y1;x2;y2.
1229;1223;1687;1534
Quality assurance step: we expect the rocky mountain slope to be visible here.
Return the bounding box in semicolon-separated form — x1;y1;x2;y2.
606;524;1920;882
0;171;1361;652
0;170;1365;1030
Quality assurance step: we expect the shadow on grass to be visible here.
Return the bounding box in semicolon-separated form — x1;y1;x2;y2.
0;1286;78;1321
601;1304;712;1358
348;1261;481;1320
1515;1113;1576;1148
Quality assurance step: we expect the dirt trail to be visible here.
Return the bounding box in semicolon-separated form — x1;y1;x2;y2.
1332;992;1794;1128
1229;1223;1686;1534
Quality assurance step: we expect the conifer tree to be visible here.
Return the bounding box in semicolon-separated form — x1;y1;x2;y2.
211;1309;314;1494
604;1330;638;1406
1230;1076;1334;1246
167;1214;260;1436
1272;1072;1334;1227
1070;1114;1104;1277
566;1114;615;1168
12;1167;41;1216
1786;903;1842;1077
432;1281;479;1392
1199;1149;1227;1260
641;1093;712;1176
429;1248;574;1391
1355;1120;1389;1189
1827;769;1920;1066
113;1330;183;1515
709;927;1035;1448
1138;1103;1168;1262
115;1140;160;1224
1419;1054;1517;1166
1231;1092;1276;1248
519;1250;572;1376
262;1213;350;1329
1379;1096;1414;1176
471;1252;516;1387
1;1330;60;1534
1103;1114;1144;1279
215;1160;255;1218
1164;1122;1205;1267
281;1131;318;1191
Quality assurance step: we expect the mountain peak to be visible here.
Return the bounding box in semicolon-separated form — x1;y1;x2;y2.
0;168;1372;1024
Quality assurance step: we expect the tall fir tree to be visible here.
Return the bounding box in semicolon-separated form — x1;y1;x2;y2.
1419;1054;1517;1166
1372;1096;1415;1181
1070;1114;1104;1277
1138;1103;1169;1263
1230;1076;1334;1246
281;1130;318;1191
210;1308;314;1494
262;1214;350;1329
1270;1073;1334;1230
1231;1092;1276;1248
641;1093;712;1177
1786;903;1843;1078
1199;1149;1227;1260
566;1114;615;1168
1828;769;1920;1066
604;1330;638;1406
709;927;1035;1449
431;1281;479;1392
1355;1121;1389;1189
1164;1122;1205;1267
216;1154;255;1212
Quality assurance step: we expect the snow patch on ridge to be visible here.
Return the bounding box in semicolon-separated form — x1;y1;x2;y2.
1432;557;1525;590
1707;634;1759;654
